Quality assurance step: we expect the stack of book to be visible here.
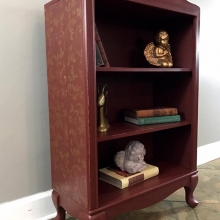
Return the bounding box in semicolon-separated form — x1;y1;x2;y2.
124;107;180;125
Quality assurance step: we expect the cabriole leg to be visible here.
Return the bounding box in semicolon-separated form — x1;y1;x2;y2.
184;173;199;208
52;190;66;220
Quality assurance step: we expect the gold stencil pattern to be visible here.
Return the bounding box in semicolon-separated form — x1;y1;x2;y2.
45;0;88;208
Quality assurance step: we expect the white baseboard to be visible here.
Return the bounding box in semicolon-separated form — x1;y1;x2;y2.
37;213;56;220
197;141;220;166
1;142;220;220
0;190;56;220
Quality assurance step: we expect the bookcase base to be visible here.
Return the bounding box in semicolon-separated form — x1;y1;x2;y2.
52;190;107;220
52;172;198;220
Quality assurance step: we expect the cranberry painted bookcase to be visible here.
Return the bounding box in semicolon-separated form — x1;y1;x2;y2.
44;0;200;219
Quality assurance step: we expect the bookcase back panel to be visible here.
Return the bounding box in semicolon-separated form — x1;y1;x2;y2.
96;0;195;68
97;124;194;170
153;73;193;121
97;73;153;122
97;72;193;122
98;134;153;169
153;126;193;169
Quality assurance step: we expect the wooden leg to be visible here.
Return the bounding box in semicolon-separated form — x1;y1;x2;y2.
79;211;106;220
52;190;66;220
184;173;199;208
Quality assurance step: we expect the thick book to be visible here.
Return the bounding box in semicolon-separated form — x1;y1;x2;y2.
124;115;181;125
99;164;159;189
124;107;178;118
95;26;110;67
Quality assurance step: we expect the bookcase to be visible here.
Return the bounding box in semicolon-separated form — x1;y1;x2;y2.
44;0;200;219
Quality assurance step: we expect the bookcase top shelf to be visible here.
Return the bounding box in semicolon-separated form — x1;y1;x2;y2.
96;67;192;73
97;120;191;142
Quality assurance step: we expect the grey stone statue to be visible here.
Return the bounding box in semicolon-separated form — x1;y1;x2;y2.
114;141;147;174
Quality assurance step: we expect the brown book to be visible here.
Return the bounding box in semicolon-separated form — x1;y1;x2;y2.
99;164;159;189
95;25;110;67
124;107;178;118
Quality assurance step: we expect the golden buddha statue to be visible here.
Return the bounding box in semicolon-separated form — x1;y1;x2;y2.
144;30;173;67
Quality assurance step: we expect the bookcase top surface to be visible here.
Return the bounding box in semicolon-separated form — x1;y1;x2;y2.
44;0;59;8
96;0;200;16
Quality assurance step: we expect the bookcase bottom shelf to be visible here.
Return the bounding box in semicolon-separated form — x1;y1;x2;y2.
96;161;197;217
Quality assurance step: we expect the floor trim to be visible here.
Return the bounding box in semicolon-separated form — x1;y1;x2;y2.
37;213;56;220
197;141;220;166
0;190;56;220
1;142;220;220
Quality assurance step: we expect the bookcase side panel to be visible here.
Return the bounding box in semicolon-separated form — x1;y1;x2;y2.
84;0;99;210
190;16;200;171
45;0;90;209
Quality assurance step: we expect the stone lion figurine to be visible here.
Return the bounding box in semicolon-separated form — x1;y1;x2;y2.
114;141;147;174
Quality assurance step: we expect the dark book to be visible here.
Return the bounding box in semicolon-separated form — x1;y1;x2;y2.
95;25;110;67
96;43;104;67
124;107;178;118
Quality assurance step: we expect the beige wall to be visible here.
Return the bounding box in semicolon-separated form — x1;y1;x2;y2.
0;0;219;205
0;0;51;203
189;0;220;146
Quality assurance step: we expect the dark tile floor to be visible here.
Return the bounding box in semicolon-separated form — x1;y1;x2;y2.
66;158;220;220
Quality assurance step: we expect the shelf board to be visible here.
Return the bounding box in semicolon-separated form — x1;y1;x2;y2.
96;67;192;73
98;161;194;208
97;120;191;142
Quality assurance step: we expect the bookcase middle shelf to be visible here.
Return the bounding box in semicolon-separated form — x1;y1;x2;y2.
97;120;191;142
96;67;192;73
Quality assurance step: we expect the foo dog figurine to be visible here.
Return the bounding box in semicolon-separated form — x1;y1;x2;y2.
97;84;110;133
144;30;173;67
114;141;147;174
